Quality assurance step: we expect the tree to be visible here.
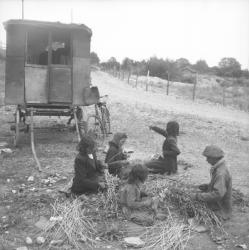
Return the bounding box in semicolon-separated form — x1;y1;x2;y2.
241;69;249;78
218;57;241;77
175;58;191;69
121;57;134;71
147;57;168;79
90;52;100;65
193;59;209;73
107;57;120;70
164;59;180;81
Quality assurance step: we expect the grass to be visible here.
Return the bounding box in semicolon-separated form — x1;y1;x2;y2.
126;72;249;112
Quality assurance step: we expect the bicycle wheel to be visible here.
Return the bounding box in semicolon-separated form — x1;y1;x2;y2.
100;105;111;135
86;115;105;141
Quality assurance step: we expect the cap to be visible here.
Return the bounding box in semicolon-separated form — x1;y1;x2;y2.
202;145;224;158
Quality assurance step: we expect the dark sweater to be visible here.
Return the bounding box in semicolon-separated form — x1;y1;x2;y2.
105;141;127;163
105;141;127;176
71;153;103;195
150;126;180;174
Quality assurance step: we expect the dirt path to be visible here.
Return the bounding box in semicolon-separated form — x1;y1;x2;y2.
93;71;249;127
93;71;249;195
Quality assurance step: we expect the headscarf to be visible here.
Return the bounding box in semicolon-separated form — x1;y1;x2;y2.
166;121;179;137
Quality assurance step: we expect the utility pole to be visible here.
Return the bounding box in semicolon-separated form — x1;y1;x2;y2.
22;0;24;19
70;8;73;23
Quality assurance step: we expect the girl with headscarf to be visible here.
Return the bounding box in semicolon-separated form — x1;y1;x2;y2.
145;121;181;175
71;135;106;195
105;132;129;177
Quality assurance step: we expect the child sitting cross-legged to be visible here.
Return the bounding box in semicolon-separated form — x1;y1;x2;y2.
119;163;162;226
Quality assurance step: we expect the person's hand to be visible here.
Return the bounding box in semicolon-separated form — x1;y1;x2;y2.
98;182;106;191
143;198;152;207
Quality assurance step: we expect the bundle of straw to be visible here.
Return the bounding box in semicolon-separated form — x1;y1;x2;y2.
99;170;121;218
145;177;223;231
43;199;98;249
140;212;191;250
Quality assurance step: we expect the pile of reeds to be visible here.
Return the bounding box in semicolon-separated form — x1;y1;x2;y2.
99;169;121;218
43;199;98;249
140;213;191;250
232;188;249;207
145;177;223;231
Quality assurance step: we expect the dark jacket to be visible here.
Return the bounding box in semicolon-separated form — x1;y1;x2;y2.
105;141;128;176
196;159;232;220
147;126;180;174
71;153;103;195
105;141;127;163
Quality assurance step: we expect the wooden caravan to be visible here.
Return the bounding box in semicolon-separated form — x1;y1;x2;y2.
4;19;100;169
4;19;97;106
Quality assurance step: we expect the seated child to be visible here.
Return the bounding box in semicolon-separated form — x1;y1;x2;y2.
105;132;129;178
71;135;106;195
146;121;180;175
119;164;159;226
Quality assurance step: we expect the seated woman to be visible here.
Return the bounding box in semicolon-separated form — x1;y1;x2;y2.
119;164;159;226
145;121;180;175
71;135;106;195
105;132;129;178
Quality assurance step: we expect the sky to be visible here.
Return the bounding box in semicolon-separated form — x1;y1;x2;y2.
0;0;248;69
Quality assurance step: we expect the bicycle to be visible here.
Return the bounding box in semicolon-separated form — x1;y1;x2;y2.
86;95;111;141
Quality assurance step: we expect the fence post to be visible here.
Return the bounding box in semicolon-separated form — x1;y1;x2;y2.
222;86;226;106
146;70;149;91
145;82;148;91
135;74;138;88
166;72;170;95
192;72;198;101
127;71;131;84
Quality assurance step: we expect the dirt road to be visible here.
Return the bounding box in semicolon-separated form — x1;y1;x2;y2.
94;71;249;126
93;71;249;194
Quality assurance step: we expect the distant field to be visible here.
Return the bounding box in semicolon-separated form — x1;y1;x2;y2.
128;74;249;112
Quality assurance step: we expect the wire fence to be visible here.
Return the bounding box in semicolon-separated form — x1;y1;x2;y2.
106;69;249;112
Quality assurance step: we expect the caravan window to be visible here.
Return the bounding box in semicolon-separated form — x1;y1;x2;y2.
51;30;70;65
26;28;48;65
26;28;71;65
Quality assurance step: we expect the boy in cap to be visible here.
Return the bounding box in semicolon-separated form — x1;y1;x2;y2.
191;145;232;220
